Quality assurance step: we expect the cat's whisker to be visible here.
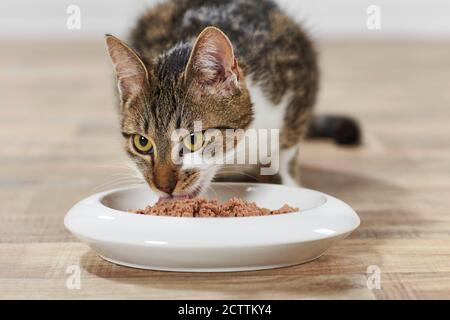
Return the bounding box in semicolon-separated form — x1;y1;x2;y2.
93;177;144;189
106;174;143;181
205;184;219;200
216;171;260;181
95;162;137;172
92;182;143;193
92;176;146;193
95;161;145;181
215;167;263;181
213;181;242;196
93;182;147;194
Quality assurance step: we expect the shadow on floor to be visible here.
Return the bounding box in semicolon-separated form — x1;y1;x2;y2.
215;164;404;203
300;165;404;202
79;249;365;298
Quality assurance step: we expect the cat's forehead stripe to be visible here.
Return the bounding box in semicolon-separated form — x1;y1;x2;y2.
155;42;192;81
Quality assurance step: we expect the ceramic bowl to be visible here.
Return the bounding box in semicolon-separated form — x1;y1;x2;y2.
64;183;359;272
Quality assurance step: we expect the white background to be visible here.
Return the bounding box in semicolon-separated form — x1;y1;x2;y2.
1;0;450;40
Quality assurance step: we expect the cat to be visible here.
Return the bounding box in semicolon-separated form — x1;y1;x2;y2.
105;0;360;199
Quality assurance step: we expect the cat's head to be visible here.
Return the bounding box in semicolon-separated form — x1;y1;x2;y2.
105;27;253;199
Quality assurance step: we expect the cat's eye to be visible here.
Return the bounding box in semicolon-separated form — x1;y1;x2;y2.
183;132;204;152
133;135;154;154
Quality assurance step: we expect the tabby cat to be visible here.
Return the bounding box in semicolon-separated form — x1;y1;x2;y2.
105;0;359;199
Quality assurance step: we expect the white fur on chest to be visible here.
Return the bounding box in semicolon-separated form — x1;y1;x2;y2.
247;77;291;131
234;77;295;177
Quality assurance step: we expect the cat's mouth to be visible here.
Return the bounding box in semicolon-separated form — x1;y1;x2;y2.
159;185;203;201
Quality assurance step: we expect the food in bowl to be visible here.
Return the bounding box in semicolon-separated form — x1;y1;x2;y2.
130;197;299;217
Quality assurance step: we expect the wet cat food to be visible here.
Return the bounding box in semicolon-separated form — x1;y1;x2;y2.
130;197;299;217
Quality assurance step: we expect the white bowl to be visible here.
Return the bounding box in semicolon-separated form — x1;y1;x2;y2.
64;183;360;272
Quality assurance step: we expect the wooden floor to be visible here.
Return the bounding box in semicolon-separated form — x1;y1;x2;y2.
0;41;449;299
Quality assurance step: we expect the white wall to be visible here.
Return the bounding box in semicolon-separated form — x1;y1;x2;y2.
277;0;450;40
1;0;450;40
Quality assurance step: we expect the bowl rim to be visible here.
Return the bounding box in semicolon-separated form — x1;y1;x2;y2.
64;183;360;248
98;182;329;220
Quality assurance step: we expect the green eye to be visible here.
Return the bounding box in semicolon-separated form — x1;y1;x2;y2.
183;132;204;152
133;135;154;154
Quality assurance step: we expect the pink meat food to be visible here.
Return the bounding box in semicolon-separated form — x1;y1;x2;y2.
130;197;299;217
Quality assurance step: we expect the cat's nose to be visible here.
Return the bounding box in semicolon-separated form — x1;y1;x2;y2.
155;181;176;195
153;164;177;195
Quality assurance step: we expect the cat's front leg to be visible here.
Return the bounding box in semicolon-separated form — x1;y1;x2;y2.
279;145;301;187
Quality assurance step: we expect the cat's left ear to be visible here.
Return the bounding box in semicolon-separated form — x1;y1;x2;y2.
105;35;149;104
184;27;240;96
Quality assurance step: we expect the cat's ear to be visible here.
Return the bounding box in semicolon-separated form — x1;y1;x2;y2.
105;35;149;103
184;27;240;95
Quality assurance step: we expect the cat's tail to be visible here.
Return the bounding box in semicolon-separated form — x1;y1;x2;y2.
306;115;361;145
